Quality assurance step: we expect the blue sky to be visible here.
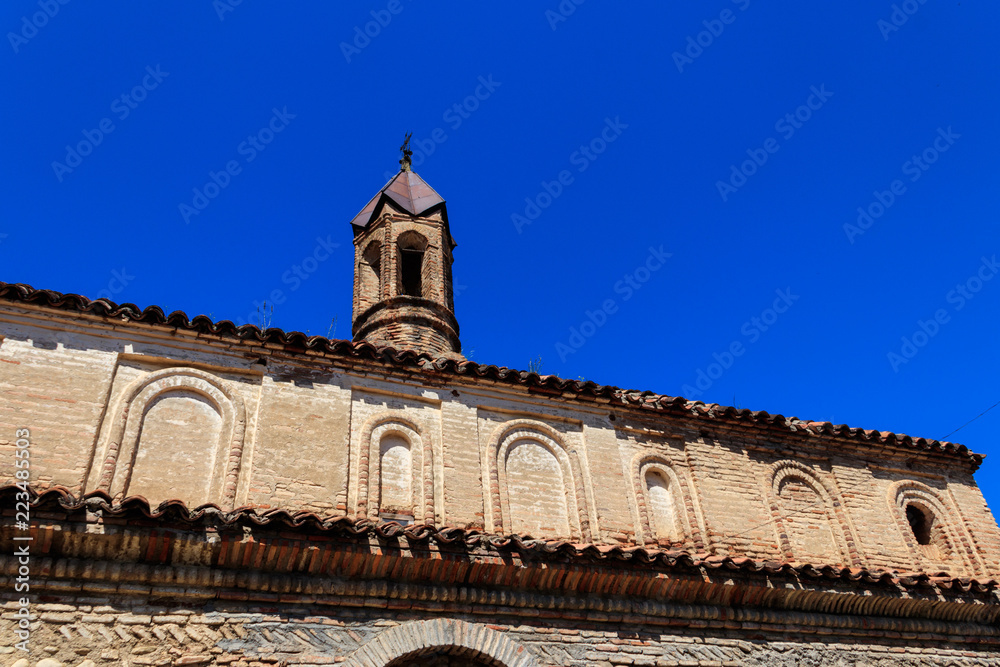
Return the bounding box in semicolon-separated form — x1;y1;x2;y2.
3;2;999;506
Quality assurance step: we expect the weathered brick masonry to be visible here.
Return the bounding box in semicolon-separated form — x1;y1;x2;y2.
2;164;1000;665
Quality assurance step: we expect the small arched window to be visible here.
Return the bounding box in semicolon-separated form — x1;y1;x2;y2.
904;501;952;561
907;504;932;545
397;232;427;298
891;483;967;571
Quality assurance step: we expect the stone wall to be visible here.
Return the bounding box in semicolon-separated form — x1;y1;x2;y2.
2;300;999;578
3;597;1000;667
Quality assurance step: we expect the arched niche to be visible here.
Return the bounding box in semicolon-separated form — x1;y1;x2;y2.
344;619;538;667
130;390;223;506
486;420;592;541
630;454;701;547
356;412;434;524
644;470;678;541
505;437;571;537
888;479;978;575
379;431;412;518
91;367;247;510
768;460;860;567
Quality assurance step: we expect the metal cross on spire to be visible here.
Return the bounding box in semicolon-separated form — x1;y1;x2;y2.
399;132;413;171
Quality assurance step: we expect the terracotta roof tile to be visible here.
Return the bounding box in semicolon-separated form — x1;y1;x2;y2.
8;485;997;596
0;281;982;466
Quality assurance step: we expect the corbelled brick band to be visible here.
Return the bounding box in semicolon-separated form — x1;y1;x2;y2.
353;296;461;358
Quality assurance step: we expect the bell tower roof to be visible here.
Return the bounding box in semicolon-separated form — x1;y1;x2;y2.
349;169;446;231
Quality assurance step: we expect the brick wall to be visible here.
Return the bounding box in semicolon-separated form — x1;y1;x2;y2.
2;301;1000;578
351;212;459;358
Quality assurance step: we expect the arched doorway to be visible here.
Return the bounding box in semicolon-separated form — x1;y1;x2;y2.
385;648;499;666
344;619;537;667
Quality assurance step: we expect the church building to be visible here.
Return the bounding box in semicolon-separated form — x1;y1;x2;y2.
2;148;1000;666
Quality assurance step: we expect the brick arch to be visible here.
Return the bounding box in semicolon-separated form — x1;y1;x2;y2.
355;411;435;524
355;229;386;313
361;238;383;302
396;229;430;298
397;229;429;250
91;367;247;510
630;453;703;548
768;460;861;567
486;420;593;541
344;619;538;667
888;479;978;575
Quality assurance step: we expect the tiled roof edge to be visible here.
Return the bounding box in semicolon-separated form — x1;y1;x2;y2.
9;485;997;597
0;281;982;466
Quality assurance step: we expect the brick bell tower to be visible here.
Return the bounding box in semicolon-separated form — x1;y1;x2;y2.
349;136;462;359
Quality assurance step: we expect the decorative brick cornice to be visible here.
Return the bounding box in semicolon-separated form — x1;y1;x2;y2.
4;552;1000;646
4;485;999;622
